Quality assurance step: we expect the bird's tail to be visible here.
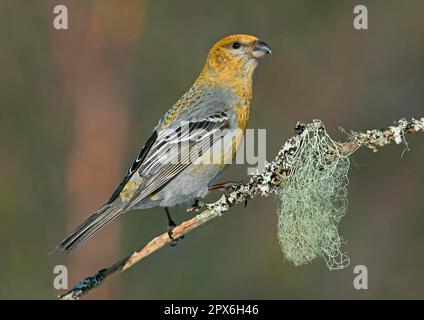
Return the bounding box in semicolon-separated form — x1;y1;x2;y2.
55;203;124;253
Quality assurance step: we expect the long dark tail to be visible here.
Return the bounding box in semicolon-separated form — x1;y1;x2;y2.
55;203;124;253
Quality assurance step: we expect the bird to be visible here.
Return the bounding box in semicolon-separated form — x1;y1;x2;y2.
56;34;271;253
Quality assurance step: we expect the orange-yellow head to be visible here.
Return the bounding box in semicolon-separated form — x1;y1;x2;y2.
198;34;271;87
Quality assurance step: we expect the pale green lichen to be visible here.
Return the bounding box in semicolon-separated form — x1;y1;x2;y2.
276;121;350;270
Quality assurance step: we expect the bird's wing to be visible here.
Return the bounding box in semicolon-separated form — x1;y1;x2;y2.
58;105;234;252
125;105;235;206
106;131;158;204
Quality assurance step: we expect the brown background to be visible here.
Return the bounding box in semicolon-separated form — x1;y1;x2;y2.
0;0;423;299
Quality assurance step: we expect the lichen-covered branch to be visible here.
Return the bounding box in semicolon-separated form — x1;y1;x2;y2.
59;117;424;300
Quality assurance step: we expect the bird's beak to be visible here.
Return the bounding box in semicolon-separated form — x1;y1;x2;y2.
252;40;272;59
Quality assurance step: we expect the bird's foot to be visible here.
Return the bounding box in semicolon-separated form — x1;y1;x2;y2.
208;180;245;192
167;222;179;246
187;199;206;213
167;222;185;246
165;207;184;246
209;182;249;207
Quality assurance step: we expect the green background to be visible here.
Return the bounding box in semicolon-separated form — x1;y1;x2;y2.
1;0;423;299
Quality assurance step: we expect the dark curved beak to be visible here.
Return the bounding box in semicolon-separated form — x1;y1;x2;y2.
252;40;272;59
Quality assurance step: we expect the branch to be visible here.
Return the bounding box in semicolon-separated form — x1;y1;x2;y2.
59;117;424;300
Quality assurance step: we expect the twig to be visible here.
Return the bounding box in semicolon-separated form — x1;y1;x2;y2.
59;117;424;300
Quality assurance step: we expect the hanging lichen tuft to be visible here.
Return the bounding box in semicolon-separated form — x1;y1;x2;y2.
276;120;351;270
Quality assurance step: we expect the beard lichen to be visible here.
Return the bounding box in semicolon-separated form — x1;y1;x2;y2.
277;120;350;270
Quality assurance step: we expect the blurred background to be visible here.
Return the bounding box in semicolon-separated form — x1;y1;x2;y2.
1;0;423;299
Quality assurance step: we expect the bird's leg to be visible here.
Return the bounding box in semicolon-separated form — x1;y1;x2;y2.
208;181;248;207
164;207;183;246
208;181;245;192
187;199;206;212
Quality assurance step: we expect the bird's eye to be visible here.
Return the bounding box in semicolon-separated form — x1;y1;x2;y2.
232;42;241;49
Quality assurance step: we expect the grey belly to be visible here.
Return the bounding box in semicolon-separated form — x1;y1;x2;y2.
132;164;226;209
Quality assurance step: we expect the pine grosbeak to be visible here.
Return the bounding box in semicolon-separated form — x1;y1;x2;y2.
57;34;271;252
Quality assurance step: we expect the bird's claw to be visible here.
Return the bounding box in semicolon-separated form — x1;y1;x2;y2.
167;223;184;246
208;181;246;192
187;199;206;212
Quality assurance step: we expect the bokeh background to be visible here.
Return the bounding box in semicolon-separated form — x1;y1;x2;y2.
1;0;423;299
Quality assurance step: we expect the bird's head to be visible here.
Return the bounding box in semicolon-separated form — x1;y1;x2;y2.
199;34;271;86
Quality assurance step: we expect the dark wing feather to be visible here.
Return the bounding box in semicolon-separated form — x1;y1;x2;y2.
125;110;233;205
106;131;157;204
